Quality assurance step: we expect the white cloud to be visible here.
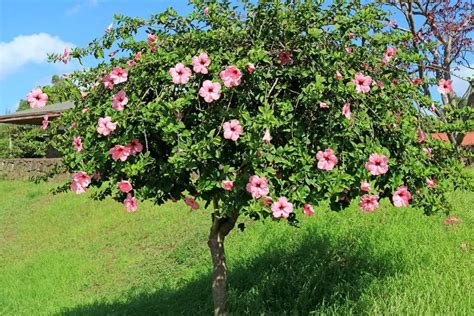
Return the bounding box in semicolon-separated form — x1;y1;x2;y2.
66;0;98;15
0;33;75;80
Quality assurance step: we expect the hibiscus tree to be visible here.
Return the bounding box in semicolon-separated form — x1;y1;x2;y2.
46;1;466;314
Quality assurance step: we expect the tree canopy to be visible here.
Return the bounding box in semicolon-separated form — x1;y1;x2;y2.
37;0;469;313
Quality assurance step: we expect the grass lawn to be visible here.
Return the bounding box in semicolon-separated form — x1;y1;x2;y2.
0;173;473;315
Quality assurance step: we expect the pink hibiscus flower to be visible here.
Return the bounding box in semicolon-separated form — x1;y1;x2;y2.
102;75;114;90
303;204;315;216
109;67;128;84
247;63;256;74
345;46;353;54
126;139;143;155
199;80;221;103
134;52;142;60
40;115;49;130
124;194;138;212
61;47;70;64
342;102;352;119
127;60;136;68
221;180;234;191
184;197;200;210
316;148;338;171
147;34;157;44
27;88;48;109
73;171;91;188
192;52;211;74
117;180;133;193
70;181;87;194
72;136;83;152
109;145;131;161
426;178;438;189
70;171;91;194
392;186;412;207
360;180;371;191
105;22;113;33
220;66;242;88
223;119;243;141
443;216;461;225
246;175;269;199
383;47;397;63
319;102;329;109
365;154;389;176
359;194;380;212
271;197;293;219
97;116;117;136
169;63;192;84
262;129;271;144
112;90;128;111
411;78;423;85
352;73;372;93
92;171;101;181
437;79;453;95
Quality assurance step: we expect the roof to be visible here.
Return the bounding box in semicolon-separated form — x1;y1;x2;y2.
431;132;474;146
0;101;74;125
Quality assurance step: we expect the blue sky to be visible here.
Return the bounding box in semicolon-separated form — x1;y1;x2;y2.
0;0;191;114
0;0;471;115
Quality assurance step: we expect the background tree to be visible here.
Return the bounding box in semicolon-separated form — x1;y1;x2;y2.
0;124;50;158
45;0;467;314
386;0;473;151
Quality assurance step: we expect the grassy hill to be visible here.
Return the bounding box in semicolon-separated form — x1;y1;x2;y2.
0;174;473;315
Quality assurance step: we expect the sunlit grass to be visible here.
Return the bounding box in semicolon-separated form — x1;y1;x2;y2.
0;176;472;315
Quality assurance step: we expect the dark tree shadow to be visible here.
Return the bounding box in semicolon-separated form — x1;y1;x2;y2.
60;231;404;315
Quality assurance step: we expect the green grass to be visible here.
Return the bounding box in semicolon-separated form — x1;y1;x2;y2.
0;178;473;315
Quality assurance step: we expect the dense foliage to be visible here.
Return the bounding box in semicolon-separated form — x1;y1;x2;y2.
48;0;466;217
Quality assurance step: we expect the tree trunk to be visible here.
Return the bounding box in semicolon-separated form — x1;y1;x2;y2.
208;209;239;316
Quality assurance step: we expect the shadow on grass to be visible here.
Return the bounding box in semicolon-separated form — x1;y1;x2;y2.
60;231;403;315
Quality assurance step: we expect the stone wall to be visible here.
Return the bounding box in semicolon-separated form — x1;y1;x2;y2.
0;158;65;180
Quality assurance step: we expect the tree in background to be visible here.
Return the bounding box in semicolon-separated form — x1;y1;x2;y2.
45;0;468;313
387;0;473;153
0;125;49;158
